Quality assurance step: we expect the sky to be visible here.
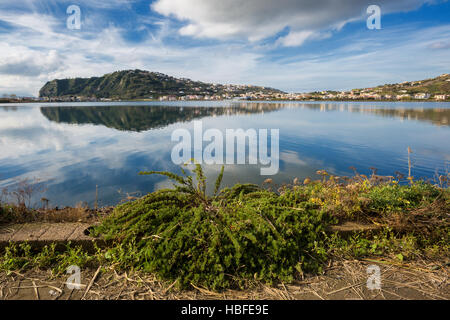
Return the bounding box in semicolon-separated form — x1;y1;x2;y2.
0;0;449;96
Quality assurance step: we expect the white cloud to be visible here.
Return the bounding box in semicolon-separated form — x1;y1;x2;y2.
243;24;450;92
152;0;430;44
0;9;264;95
0;47;63;76
0;0;447;96
428;41;450;50
0;106;172;186
277;30;314;47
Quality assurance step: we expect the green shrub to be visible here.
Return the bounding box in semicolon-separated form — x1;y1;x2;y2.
94;165;331;289
0;242;33;271
367;182;440;214
0;242;96;274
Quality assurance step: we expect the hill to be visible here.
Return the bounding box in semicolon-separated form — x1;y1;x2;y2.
370;73;450;96
296;74;450;101
39;70;284;100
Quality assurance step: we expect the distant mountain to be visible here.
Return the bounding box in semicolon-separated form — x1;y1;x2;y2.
39;69;284;100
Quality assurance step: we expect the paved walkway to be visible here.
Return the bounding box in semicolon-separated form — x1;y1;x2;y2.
0;221;380;251
0;223;103;251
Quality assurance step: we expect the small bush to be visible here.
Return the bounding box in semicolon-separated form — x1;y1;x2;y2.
94;165;332;289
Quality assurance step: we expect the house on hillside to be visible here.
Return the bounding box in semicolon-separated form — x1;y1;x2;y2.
396;94;411;100
414;93;431;99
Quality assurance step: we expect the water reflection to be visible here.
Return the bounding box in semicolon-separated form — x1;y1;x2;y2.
0;101;448;208
38;102;450;131
40;103;285;132
303;103;449;127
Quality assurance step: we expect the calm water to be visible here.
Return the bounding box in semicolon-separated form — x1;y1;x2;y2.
0;101;449;208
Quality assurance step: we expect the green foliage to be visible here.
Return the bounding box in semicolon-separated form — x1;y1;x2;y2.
366;182;440;214
0;242;96;274
1;242;33;271
327;225;449;261
99;240;142;270
39;69;282;99
94;165;332;289
52;244;94;274
286;176;443;219
91;167;447;289
1;166;447;292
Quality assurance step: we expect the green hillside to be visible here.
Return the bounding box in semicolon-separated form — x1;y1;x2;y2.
39;69;283;99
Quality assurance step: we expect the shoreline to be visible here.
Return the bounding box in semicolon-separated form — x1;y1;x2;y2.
2;99;450;105
1;168;448;294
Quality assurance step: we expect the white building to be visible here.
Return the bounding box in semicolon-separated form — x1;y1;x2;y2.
414;93;431;99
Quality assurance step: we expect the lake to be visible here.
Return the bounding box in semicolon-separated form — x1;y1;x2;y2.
0;101;449;208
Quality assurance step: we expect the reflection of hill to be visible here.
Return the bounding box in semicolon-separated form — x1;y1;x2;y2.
303;104;450;127
40;104;284;132
40;103;450;131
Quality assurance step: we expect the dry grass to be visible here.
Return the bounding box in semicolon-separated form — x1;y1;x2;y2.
0;203;112;225
384;195;450;235
0;258;447;300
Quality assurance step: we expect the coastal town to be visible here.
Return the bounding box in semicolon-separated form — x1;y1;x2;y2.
2;91;448;103
159;73;450;102
1;73;449;103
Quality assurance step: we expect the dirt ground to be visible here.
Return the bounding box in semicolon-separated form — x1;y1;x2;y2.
0;258;448;300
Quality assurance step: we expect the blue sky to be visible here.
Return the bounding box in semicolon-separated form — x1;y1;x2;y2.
0;0;449;96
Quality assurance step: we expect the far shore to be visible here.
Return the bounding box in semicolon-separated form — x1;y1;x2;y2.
1;98;450;104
